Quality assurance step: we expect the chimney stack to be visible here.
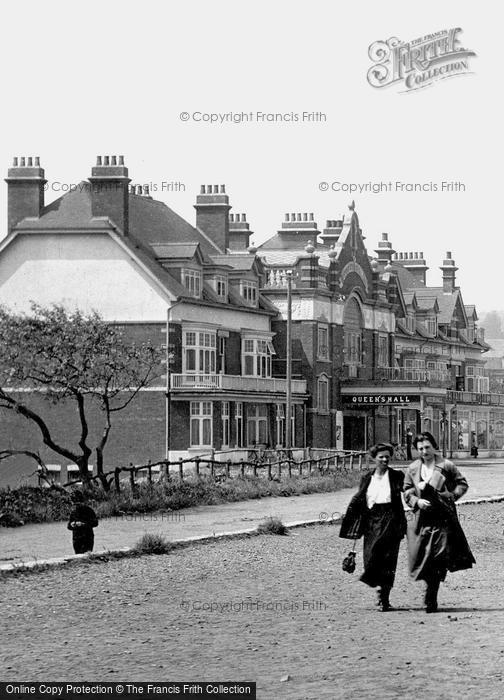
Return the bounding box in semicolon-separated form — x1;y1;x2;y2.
194;184;231;253
5;156;46;234
374;232;396;263
89;155;131;234
440;251;458;292
393;250;429;285
228;212;252;250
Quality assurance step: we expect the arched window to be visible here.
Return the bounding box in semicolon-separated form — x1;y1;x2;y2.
317;374;329;412
343;297;364;373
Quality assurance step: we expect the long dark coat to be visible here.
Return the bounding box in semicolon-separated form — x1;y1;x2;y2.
67;504;98;554
340;468;407;540
403;457;475;581
340;468;407;588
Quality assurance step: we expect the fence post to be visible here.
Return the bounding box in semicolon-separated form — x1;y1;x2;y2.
129;464;136;490
288;459;292;478
350;454;354;470
298;459;302;476
267;460;272;480
358;454;363;470
226;460;231;479
114;467;121;493
210;461;215;478
195;457;201;480
178;457;184;480
240;459;245;477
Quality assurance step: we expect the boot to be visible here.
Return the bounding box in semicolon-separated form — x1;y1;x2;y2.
378;586;392;612
425;578;440;613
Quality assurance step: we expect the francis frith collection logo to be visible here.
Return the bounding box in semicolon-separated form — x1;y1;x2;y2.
367;28;476;92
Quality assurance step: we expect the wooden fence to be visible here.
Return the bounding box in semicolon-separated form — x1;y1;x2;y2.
61;450;369;492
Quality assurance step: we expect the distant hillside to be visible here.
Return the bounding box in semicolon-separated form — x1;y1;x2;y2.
479;311;504;339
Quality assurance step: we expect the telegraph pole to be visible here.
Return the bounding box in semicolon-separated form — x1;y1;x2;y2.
285;270;292;451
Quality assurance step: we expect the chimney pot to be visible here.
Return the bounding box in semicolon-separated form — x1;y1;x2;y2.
13;157;18;166
20;157;26;166
144;185;149;196
297;213;302;221
446;251;452;259
326;220;331;228
138;185;143;195
104;156;110;166
303;213;308;221
382;233;388;241
118;155;124;165
96;156;102;166
229;213;234;222
111;156;117;166
27;157;33;166
35;157;40;166
241;213;246;221
213;185;218;194
310;213;314;221
286;213;290;221
220;185;225;193
420;251;424;257
409;252;413;259
291;212;295;221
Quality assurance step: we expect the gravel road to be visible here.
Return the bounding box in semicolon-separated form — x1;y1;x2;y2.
2;502;504;700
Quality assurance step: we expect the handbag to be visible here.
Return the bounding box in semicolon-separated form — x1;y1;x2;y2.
342;540;357;574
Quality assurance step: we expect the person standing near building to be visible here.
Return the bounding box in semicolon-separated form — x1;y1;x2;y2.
406;428;413;461
67;491;99;554
340;443;407;611
403;431;475;613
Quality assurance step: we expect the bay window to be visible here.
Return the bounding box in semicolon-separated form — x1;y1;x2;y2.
183;331;216;374
242;338;275;377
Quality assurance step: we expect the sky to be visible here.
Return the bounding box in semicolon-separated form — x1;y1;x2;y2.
0;0;501;312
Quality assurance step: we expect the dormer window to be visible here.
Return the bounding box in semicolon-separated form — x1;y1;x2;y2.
182;269;202;298
240;280;257;306
427;317;437;336
214;275;227;300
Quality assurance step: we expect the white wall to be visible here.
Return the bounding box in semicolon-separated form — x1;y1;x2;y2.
0;233;170;321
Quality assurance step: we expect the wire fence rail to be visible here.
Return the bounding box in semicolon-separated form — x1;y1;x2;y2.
59;450;370;492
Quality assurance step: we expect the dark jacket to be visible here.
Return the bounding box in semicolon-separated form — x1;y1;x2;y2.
339;468;406;540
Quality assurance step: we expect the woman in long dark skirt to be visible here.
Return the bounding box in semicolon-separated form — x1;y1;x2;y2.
340;443;406;611
404;431;475;613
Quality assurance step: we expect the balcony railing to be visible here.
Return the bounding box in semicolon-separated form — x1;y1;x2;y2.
447;390;504;407
171;374;307;394
341;366;453;387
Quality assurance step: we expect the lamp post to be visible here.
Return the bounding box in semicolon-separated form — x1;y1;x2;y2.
285;270;292;452
165;301;182;467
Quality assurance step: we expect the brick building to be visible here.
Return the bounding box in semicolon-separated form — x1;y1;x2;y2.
0;156;500;486
258;214;496;458
0;156;308;486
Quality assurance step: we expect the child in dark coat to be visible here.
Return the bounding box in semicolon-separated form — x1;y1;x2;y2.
67;491;98;554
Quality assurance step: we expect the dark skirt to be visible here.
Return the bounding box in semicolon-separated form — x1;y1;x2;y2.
72;528;94;554
360;503;402;589
407;507;475;582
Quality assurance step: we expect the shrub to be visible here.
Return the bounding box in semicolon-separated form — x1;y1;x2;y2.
133;533;173;555
257;516;288;536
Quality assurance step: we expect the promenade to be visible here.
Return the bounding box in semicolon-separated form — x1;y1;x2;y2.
1;461;503;569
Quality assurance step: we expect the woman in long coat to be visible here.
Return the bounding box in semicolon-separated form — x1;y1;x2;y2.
340;443;406;611
404;431;475;613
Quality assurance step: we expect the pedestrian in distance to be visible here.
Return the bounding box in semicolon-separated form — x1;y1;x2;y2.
67;490;99;554
406;428;413;461
340;443;407;611
403;431;475;613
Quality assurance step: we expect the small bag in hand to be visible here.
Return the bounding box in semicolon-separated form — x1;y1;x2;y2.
342;548;357;574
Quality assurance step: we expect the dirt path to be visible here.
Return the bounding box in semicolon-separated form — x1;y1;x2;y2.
2;503;504;700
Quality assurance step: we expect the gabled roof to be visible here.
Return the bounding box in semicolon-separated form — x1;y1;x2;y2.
7;183;275;315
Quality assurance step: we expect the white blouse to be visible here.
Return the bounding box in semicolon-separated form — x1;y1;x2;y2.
366;470;392;509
